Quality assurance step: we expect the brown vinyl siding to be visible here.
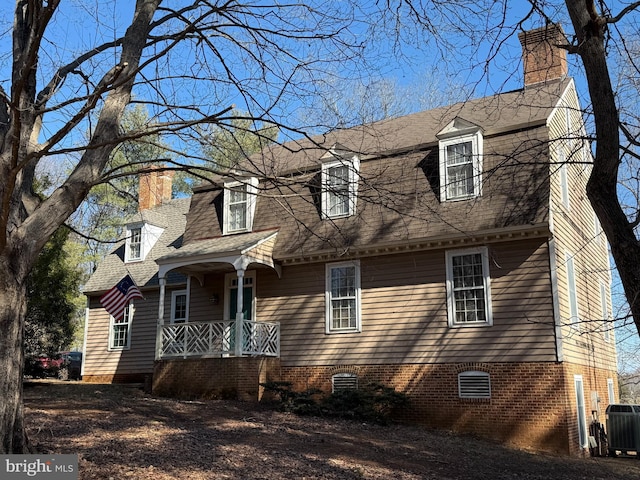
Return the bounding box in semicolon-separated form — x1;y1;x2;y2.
83;295;158;377
254;238;557;367
546;83;617;371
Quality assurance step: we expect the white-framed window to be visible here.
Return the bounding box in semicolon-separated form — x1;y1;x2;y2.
109;303;133;350
458;371;491;399
559;151;570;210
332;373;358;393
321;155;359;218
565;252;579;329
326;261;361;333
439;131;483;201
171;289;188;324
124;222;164;263
223;178;258;234
607;378;615;404
600;280;610;342
445;247;493;327
126;226;142;262
574;375;588;448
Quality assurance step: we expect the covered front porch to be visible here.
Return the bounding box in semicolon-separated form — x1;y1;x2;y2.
154;230;282;362
158;318;279;358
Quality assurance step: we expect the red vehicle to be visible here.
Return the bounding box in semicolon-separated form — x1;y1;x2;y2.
28;351;82;380
35;355;64;371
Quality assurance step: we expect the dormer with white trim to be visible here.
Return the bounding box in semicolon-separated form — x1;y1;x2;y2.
321;143;360;218
436;118;484;202
222;176;259;235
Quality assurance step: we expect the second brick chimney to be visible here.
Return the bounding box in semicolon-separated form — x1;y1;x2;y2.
518;24;568;86
138;167;173;211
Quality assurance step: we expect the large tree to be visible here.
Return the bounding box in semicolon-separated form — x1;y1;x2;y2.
0;0;399;453
560;1;640;338
3;0;640;456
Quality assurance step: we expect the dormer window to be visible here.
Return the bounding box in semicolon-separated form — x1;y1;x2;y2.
128;227;142;261
321;145;359;218
223;177;258;235
437;118;483;201
125;222;164;263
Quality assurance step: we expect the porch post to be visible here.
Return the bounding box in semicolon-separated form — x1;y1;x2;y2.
235;268;245;356
155;275;167;360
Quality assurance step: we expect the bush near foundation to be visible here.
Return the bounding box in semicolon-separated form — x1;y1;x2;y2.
261;381;409;424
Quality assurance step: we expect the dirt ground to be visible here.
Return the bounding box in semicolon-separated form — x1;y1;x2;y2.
23;380;640;480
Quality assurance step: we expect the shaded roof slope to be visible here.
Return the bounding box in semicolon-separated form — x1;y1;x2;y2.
83;198;191;294
231;78;570;178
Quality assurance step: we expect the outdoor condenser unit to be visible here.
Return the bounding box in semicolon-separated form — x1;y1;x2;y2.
605;404;640;457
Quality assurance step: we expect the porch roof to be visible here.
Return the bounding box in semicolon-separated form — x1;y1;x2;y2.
155;229;281;280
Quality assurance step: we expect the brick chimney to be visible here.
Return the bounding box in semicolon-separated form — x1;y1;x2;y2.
518;24;568;86
138;167;173;211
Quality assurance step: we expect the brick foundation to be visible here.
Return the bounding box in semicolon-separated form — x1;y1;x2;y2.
153;357;281;400
149;358;615;455
82;373;149;384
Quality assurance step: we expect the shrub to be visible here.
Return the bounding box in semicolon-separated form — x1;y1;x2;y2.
261;381;323;416
261;381;409;424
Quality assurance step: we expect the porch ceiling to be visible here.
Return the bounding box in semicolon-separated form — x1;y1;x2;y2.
155;229;281;281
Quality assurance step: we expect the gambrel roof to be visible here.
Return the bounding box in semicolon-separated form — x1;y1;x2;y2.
184;79;571;262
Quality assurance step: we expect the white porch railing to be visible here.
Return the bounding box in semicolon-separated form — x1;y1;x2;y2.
159;320;280;358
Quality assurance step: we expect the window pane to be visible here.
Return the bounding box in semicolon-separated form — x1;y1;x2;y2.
326;165;351;217
111;304;131;348
229;203;247;230
451;253;487;324
446;142;472;165
227;184;248;231
331;266;355;297
332;298;356;329
229;186;247;203
329;264;358;331
174;294;187;321
129;228;142;260
446;141;474;198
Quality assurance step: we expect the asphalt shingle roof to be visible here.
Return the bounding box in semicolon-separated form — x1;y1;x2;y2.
83;197;191;294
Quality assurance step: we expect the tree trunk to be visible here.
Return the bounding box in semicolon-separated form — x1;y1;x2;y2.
565;0;640;336
0;259;29;453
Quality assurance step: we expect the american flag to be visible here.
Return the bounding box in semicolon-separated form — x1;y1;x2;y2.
100;274;144;320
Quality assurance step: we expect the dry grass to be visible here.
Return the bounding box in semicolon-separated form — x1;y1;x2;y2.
24;380;640;479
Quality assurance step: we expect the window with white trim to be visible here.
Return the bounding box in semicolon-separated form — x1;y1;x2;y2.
458;371;491;399
565;253;579;329
332;373;358;393
124;222;164;263
326;261;361;333
607;378;615;404
446;247;492;327
559;151;570;209
109;303;133;350
321;155;359;218
171;290;188;324
223;178;258;234
439;131;483;201
126;227;142;261
574;375;588;448
600;280;610;342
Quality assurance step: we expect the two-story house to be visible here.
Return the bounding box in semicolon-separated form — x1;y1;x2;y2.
82;25;617;455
